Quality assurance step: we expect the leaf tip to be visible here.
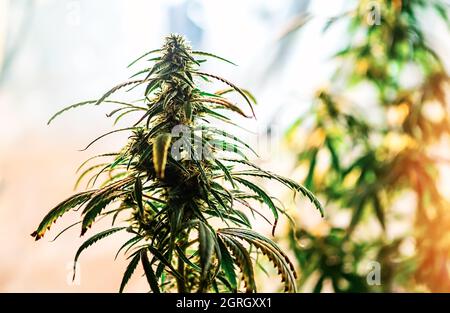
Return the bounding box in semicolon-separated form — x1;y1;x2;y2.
31;231;42;241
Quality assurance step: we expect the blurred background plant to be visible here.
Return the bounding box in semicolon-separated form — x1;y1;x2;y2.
283;0;450;292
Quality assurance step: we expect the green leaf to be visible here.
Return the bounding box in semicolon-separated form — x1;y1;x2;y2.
74;163;108;190
31;190;95;240
175;245;201;272
199;97;251;118
75;153;119;173
145;245;183;281
199;222;214;279
304;148;318;189
140;250;160;293
202;126;258;156
47;99;144;125
80;127;136;151
192;51;237;66
193;71;255;118
73;227;125;280
227;164;325;217
219;228;297;292
313;274;325;293
48;100;96;125
127;49;161;67
119;252;141;293
95;80;146;106
215;88;257;105
81;191;124;236
217;236;237;289
81;177;134;235
115;235;143;260
234;177;278;223
325;137;341;174
214;159;236;188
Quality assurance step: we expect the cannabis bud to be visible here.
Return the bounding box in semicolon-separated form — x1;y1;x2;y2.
32;34;323;293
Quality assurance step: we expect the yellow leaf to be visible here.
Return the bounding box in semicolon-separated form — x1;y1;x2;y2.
152;133;172;179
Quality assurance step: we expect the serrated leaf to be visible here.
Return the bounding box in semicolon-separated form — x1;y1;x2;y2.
226;161;324;217
219;228;297;292
115;235;143;260
234;177;278;223
217;236;237;289
183;101;192;121
73;227;125;280
119;252;141;293
192;51;237;66
81;177;134;235
95;80;145;107
141;250;160;293
31;190;95;240
127;49;161;67
220;235;256;293
145;245;183;281
193;71;255;118
215;159;236;188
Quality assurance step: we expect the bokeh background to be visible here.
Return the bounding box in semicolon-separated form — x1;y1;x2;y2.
0;0;449;292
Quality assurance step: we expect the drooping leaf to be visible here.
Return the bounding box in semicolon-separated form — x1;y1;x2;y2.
31;190;95;240
128;49;161;67
219;234;256;293
73;227;125;280
219;228;297;292
95;80;146;106
194;71;255;118
234;176;278;223
81;177;134;235
217;236;237;290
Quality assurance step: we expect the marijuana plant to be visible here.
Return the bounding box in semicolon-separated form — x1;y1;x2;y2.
32;34;323;293
282;0;450;291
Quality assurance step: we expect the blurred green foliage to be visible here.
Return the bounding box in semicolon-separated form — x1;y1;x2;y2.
287;0;450;292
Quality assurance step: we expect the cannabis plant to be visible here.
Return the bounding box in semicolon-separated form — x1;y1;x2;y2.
32;34;323;293
282;0;450;291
